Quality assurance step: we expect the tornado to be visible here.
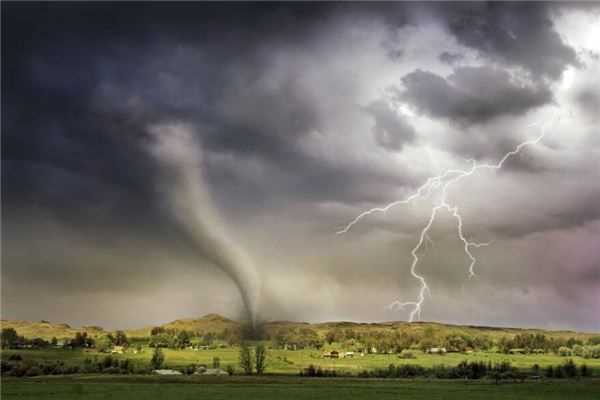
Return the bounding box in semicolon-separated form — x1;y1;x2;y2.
148;123;260;325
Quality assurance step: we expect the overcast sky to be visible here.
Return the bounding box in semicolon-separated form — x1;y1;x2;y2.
2;2;599;331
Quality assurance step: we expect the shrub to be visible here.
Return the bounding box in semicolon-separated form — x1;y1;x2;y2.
183;364;196;375
398;350;415;359
558;346;572;357
580;364;591;377
430;365;450;379
25;366;42;377
239;343;253;375
300;364;337;377
255;344;267;375
151;347;165;370
562;359;578;378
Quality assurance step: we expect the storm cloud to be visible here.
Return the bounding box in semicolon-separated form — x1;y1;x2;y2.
399;66;553;125
2;2;599;331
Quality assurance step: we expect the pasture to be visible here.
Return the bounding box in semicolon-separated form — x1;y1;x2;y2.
2;376;600;400
3;346;600;375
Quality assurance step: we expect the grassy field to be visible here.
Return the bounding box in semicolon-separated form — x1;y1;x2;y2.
2;376;600;400
3;346;600;375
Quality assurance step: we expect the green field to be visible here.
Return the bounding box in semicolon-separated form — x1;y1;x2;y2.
2;376;600;400
3;346;600;375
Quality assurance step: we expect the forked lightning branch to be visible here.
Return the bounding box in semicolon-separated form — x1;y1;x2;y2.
337;116;562;322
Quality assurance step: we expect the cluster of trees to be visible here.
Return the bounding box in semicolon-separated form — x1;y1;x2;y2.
274;326;600;357
68;332;95;348
238;343;267;375
300;364;341;377
271;327;323;350
542;359;592;378
354;360;592;381
148;327;193;349
497;333;581;354
1;328;53;349
0;355;136;377
358;361;519;380
148;327;236;348
0;328;124;351
558;344;600;359
317;326;488;354
95;331;130;352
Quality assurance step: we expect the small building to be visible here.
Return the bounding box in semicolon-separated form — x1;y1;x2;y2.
427;347;447;354
202;368;229;376
111;345;125;354
323;350;340;358
344;351;354;358
153;369;183;375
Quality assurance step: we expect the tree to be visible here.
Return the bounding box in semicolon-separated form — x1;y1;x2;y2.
239;343;253;375
1;328;19;349
588;336;600;345
176;331;191;348
68;332;95;348
114;330;129;347
255;344;267;375
559;346;572;357
213;356;221;369
51;337;58;346
151;326;166;336
444;335;467;352
95;335;113;353
151;347;165;370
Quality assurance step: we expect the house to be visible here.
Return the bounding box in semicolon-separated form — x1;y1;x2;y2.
322;350;340;358
202;368;229;376
427;347;447;354
111;345;125;354
153;369;182;375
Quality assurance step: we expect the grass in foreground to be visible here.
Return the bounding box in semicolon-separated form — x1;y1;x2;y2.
2;376;600;400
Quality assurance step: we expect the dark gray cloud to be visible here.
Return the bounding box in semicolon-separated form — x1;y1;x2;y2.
439;2;579;80
2;2;599;330
364;100;416;151
399;66;553;125
439;51;465;65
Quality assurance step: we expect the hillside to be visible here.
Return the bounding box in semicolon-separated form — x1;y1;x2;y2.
126;314;238;338
2;315;597;342
0;320;105;340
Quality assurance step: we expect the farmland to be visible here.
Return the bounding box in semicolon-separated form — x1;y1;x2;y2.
2;315;600;400
2;376;600;400
3;346;600;375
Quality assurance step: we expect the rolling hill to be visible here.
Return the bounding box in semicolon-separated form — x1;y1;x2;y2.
1;314;597;342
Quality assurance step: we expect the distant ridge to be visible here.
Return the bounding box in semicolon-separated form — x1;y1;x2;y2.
1;314;597;340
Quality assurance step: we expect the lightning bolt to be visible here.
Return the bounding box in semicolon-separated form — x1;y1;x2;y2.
337;116;561;322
